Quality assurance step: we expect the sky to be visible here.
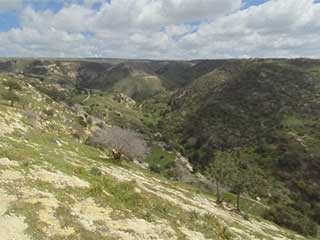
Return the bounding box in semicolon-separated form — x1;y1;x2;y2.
0;0;320;59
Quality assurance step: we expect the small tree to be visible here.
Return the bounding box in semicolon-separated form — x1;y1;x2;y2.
87;126;148;161
206;150;234;204
227;149;258;212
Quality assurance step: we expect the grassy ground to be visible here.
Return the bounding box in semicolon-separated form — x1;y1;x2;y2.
145;145;176;174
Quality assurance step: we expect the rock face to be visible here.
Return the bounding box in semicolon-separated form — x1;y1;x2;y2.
169;152;200;185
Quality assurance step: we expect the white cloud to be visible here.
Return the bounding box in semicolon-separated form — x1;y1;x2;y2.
0;0;23;11
176;0;320;58
21;6;94;33
89;0;241;30
1;0;320;59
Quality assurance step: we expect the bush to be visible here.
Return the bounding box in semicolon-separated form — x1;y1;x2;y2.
37;86;67;101
90;167;102;176
149;164;161;174
3;80;22;91
43;108;55;117
263;204;318;237
87;126;148;161
1;91;20;107
78;115;88;127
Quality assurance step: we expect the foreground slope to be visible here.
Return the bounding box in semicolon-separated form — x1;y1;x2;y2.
0;74;309;239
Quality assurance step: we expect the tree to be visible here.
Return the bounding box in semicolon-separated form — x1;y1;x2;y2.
227;149;258;212
87;126;148;161
205;150;234;204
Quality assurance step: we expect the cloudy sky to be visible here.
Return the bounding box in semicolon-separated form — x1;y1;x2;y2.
0;0;320;59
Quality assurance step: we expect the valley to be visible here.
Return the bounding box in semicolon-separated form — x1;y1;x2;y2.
0;58;319;239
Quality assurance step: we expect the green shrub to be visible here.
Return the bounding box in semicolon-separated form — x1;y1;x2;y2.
78;116;87;127
1;91;20;107
90;167;102;176
88;183;104;197
3;80;22;91
149;164;161;174
43;108;55;117
263;204;318;237
74;166;86;175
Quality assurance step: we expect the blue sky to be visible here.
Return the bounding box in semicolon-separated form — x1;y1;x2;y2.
242;0;269;8
0;1;80;31
0;11;20;31
0;0;320;59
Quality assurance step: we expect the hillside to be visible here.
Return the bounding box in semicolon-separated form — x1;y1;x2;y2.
0;58;319;239
148;60;320;237
0;73;309;240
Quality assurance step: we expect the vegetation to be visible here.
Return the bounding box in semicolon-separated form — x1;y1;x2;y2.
87;126;148;161
227;150;260;213
3;79;22;91
1;58;320;238
145;146;176;174
1;79;22;106
264;204;318;237
206;149;262;213
148;60;320;236
205;151;234;204
1;91;20;107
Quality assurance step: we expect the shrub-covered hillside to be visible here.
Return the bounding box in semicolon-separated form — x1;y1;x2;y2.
150;60;320;237
0;58;319;239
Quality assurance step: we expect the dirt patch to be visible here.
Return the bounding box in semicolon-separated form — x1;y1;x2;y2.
0;169;24;182
0;215;31;240
71;198;113;232
179;227;209;240
0;111;28;136
0;188;30;240
72;198;177;240
30;167;90;189
0;188;17;215
20;187;75;237
0;157;20;167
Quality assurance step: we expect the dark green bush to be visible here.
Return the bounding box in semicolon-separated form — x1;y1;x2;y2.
42;108;55;117
263;204;318;237
149;164;161;174
90;167;102;176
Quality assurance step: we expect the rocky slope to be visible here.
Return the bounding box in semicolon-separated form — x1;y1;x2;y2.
0;72;310;240
1;58;320;238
